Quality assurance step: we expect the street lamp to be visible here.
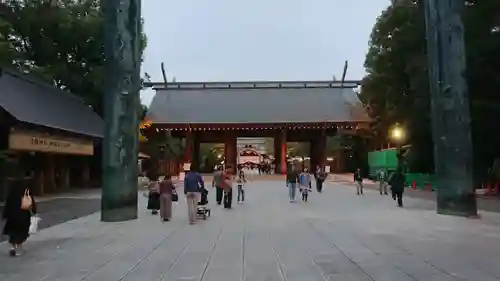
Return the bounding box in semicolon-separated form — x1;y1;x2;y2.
389;124;406;170
391;127;405;143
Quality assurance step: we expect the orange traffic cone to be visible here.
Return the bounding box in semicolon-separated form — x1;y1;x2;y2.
425;183;431;191
412;180;416;189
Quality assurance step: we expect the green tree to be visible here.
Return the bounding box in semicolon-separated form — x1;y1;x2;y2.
361;0;500;179
360;0;432;172
0;0;147;115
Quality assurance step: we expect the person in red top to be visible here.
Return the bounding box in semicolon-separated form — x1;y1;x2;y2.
222;165;234;209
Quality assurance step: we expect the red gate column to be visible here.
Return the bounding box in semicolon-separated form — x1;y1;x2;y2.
184;131;192;164
192;132;200;171
280;130;287;174
274;130;287;174
309;138;316;171
318;129;327;169
224;133;237;171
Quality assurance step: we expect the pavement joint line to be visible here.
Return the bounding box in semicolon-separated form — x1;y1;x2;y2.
358;236;420;281
199;227;223;281
240;225;247;281
117;226;181;281
422;259;467;281
268;233;288;281
35;221;132;281
306;246;331;281
305;219;376;281
17;215;116;259
80;230;146;281
158;243;189;281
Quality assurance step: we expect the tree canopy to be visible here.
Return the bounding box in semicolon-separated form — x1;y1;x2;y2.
0;0;147;115
360;0;500;179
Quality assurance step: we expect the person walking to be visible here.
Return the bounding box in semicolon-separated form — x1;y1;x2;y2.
237;169;247;204
354;168;364;195
184;166;204;224
146;177;160;215
378;168;388;195
299;169;312;202
159;175;176;222
389;168;406;207
2;180;37;257
316;168;327;192
212;168;223;205
286;165;300;202
222;165;234;209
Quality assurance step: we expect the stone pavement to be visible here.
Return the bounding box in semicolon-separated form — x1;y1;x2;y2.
0;189;101;242
1;181;500;281
330;173;500;213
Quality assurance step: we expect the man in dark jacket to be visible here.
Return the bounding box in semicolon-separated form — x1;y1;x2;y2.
184;166;204;224
354;168;364;195
389;169;406;207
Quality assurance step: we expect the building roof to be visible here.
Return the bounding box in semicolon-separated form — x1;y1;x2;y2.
0;69;104;137
147;81;370;125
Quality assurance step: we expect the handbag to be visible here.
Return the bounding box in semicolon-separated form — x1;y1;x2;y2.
29;215;41;234
171;190;179;202
21;189;33;210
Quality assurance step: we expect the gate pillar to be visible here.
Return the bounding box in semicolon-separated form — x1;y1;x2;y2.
224;133;237;171
274;130;287;174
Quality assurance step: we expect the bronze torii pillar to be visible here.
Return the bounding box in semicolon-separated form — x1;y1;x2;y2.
101;0;141;222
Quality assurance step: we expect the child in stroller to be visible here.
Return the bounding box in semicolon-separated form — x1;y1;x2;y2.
197;186;211;220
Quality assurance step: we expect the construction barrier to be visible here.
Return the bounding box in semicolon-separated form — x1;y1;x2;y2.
405;173;437;191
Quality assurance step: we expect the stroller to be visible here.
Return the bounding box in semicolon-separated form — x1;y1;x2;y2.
197;187;211;220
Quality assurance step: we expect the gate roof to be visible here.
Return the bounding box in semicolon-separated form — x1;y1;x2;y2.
146;81;369;125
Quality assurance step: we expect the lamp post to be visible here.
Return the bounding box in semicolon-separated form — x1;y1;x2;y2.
423;0;477;216
101;0;142;222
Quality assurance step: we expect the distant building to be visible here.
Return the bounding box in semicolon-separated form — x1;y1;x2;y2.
237;138;268;164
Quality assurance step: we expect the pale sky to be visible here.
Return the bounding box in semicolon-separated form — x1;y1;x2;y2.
140;0;390;105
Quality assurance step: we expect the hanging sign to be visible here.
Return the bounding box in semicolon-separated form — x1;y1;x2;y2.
9;130;94;155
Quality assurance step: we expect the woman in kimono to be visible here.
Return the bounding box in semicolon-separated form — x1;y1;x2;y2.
2;179;37;257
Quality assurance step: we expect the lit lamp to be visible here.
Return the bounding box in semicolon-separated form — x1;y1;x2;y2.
389;124;406;170
390;126;405;143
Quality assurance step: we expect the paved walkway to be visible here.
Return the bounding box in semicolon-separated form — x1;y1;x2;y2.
1;181;500;281
330;174;500;213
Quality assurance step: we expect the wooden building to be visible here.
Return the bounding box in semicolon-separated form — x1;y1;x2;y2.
0;69;104;200
144;80;370;174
